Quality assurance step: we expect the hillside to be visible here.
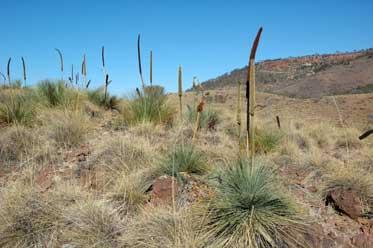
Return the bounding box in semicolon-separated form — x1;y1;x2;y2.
198;49;373;98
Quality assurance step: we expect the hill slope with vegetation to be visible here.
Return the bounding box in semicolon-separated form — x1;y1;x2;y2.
198;49;373;98
0;80;372;247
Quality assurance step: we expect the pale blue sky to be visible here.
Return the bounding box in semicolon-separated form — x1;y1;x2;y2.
1;0;372;94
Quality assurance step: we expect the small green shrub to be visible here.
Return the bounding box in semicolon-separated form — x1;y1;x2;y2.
204;159;305;247
0;92;35;125
120;86;174;125
186;105;219;130
254;128;284;154
37;80;67;106
37;80;81;108
159;145;208;182
87;87;119;109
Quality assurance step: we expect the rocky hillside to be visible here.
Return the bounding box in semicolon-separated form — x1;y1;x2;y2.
197;49;373;98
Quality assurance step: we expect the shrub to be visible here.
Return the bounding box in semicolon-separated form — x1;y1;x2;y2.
120;86;174;126
49;111;88;147
186;105;220;130
90;137;152;179
106;170;151;214
204;159;305;247
37;80;67;106
62;199;124;248
254;128;284;154
0;91;35;125
37;80;82;108
159;145;208;182
0;125;54;165
0;182;63;247
122;206;205;247
87;87;119;109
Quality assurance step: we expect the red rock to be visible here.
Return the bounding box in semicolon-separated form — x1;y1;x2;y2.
307;186;318;193
150;176;179;206
327;189;363;220
351;233;373;247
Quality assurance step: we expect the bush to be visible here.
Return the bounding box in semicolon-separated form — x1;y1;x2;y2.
62;199;124;248
49;111;88;147
254;128;284;154
120;86;174;126
159;145;208;182
0;125;54;165
106;170;151;214
87;87;119;109
37;80;82;108
89;137;152;181
0;182;63;247
122;206;205;247
0;91;35;125
186;105;220;130
204;159;305;247
37;80;67;106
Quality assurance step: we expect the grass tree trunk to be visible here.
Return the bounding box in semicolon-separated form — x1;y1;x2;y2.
7;58;11;86
236;81;243;159
137;34;146;92
55;48;64;81
246;27;263;160
21;57;27;87
178;66;183;120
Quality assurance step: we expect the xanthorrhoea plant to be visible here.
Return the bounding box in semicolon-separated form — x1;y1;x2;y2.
178;65;183;120
246;27;263;159
237;81;243;158
21;57;27;87
137;34;145;91
55;48;64;80
7;57;11;85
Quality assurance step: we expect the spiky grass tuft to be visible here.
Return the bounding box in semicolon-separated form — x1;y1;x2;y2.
87;87;119;109
37;80;68;107
204;159;305;248
120;86;174;126
49;110;89;147
0;182;63;248
186;105;220;131
62;199;125;248
122;206;205;248
159;145;208;182
254;128;284;154
0;90;36;125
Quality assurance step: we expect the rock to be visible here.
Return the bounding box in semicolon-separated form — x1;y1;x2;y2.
150;176;179;206
302;224;336;248
177;175;213;207
307;186;318;193
351;233;373;247
326;189;363;220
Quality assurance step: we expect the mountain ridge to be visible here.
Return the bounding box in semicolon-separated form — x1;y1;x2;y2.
194;48;373;98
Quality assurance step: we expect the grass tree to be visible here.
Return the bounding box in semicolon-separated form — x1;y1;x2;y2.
55;48;64;80
204;159;306;247
246;27;263;160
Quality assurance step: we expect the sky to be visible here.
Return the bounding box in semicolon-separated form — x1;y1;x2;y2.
0;0;372;94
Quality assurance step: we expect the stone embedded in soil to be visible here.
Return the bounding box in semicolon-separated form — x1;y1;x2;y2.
149;175;179;206
326;189;363;220
351;232;373;247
